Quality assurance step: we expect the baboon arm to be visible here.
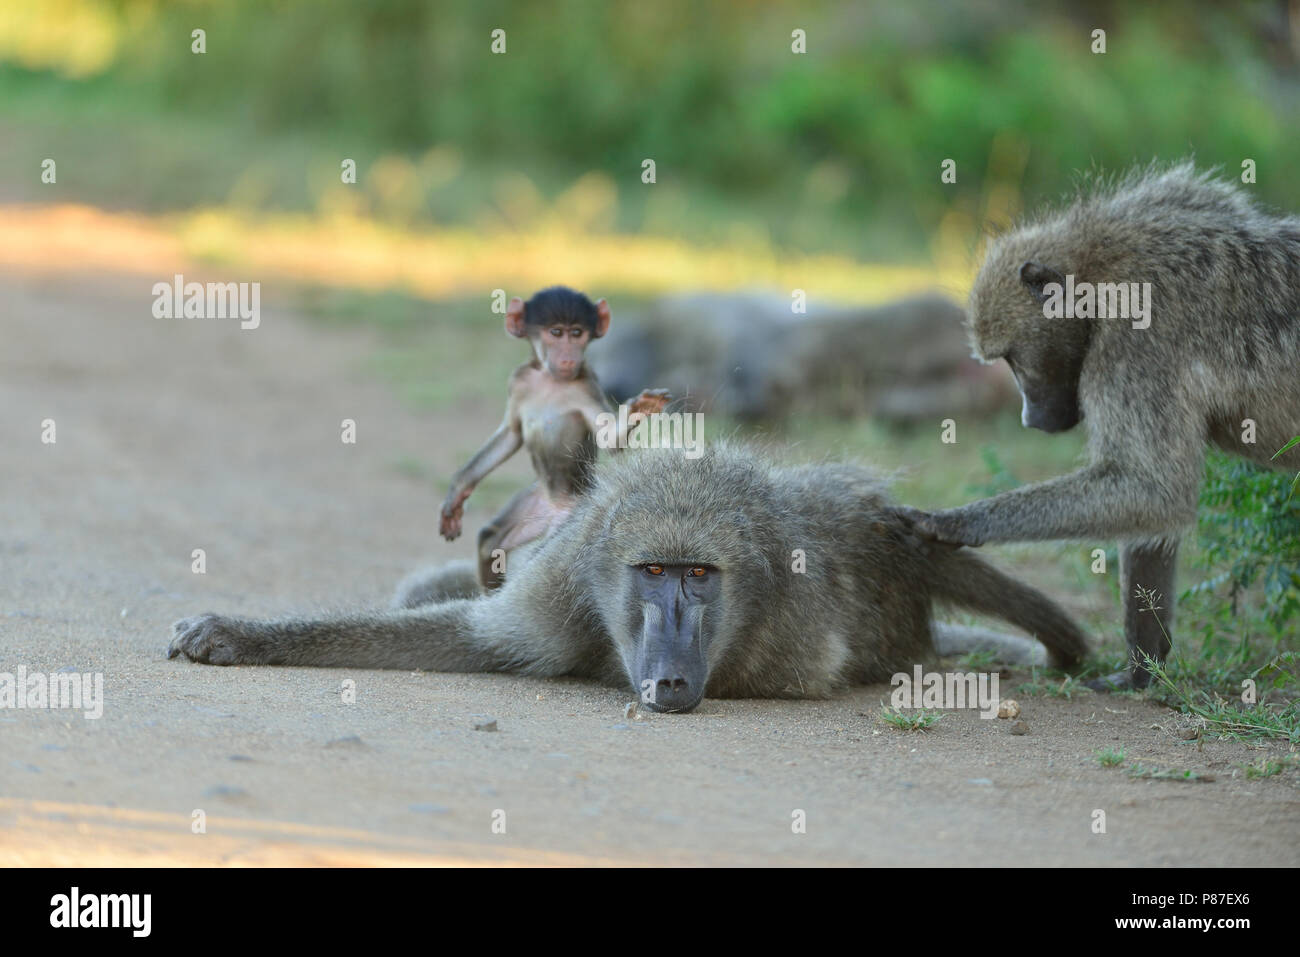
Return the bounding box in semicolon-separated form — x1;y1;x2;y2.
447;420;523;498
168;598;569;674
929;459;1200;544
920;382;1206;545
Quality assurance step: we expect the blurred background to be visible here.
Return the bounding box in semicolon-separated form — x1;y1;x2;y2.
5;0;1300;282
2;0;1298;672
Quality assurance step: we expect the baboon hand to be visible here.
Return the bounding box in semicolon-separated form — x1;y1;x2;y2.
167;613;267;666
440;493;468;541
894;506;985;548
627;388;672;416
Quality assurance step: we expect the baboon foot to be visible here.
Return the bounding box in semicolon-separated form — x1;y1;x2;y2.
1084;668;1150;693
168;613;265;666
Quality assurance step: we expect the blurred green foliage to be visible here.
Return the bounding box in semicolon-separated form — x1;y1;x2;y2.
4;0;1300;258
1185;451;1300;648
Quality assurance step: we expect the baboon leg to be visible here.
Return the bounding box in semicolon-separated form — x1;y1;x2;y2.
477;482;559;590
932;622;1046;666
1122;537;1178;686
167;594;568;673
393;560;481;608
1089;537;1178;691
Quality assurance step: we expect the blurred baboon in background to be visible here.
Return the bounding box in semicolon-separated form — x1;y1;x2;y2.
592;293;1016;424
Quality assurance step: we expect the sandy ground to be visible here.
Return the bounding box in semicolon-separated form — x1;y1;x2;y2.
1;264;1297;867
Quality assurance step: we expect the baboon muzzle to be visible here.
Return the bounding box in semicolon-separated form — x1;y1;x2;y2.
637;611;707;714
1017;381;1082;434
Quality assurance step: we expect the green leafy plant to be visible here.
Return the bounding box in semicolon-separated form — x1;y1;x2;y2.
1184;451;1300;642
1274;435;1300;496
1125;762;1213;783
878;706;943;731
1095;747;1127;767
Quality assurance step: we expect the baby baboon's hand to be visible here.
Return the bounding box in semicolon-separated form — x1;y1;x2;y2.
440;492;468;541
894;506;985;548
167;613;267;665
627;388;672;416
440;505;462;540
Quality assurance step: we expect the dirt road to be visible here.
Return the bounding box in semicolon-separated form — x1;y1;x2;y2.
1;265;1296;866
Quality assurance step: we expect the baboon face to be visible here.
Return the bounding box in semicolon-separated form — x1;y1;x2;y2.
619;563;722;713
968;240;1089;434
594;449;771;713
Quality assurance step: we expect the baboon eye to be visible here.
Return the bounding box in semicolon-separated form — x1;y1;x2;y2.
689;567;708;578
549;327;563;337
645;564;664;576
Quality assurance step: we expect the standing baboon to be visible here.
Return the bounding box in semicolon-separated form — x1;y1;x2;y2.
169;444;1089;712
901;163;1300;690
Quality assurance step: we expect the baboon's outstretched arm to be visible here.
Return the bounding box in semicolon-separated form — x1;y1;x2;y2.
912;390;1205;545
917;459;1200;545
167;597;571;674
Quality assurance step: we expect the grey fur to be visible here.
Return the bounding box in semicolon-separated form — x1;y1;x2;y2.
169;443;1089;702
592;293;1016;423
903;162;1300;688
393;560;482;608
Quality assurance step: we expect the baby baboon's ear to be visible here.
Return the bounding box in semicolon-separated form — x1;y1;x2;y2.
1019;261;1065;304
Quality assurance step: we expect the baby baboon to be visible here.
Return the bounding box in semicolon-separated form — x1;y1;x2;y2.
901;162;1300;689
440;286;669;590
169;444;1089;712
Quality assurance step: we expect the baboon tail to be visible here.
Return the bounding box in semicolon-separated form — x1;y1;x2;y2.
926;547;1090;668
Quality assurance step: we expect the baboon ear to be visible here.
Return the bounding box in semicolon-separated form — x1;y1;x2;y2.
505;297;527;338
1019;261;1065;304
593;298;611;338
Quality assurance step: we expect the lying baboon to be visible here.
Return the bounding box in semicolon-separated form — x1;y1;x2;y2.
169;444;1089;712
901;162;1300;689
592;293;1016;424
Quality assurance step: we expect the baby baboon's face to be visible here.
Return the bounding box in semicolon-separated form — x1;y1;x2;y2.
617;563;722;713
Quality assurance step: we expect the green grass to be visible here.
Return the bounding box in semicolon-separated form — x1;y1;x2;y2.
0;64;928;264
878;707;943;732
1015;668;1096;700
1241;755;1299;779
1125;762;1215;783
954;649;999;671
1095;747;1127;768
1144;653;1300;745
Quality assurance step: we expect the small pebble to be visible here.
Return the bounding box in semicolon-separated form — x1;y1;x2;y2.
471;718;498;732
1009;720;1030;735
